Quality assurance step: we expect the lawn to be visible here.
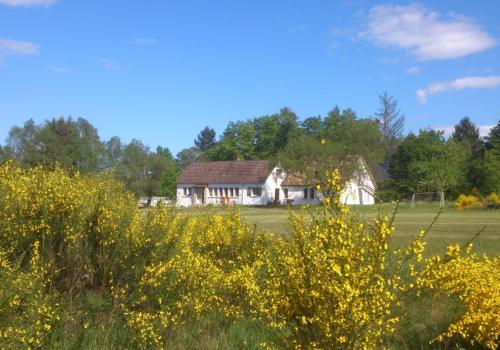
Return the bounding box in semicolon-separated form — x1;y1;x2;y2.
180;203;500;256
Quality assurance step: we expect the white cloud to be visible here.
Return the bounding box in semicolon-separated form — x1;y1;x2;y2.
479;125;494;137
435;124;493;137
417;76;500;103
405;66;420;75
0;38;39;55
50;65;69;74
0;0;57;6
93;57;123;70
131;37;158;46
361;3;496;60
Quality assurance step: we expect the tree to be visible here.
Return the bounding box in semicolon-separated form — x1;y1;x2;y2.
0;145;7;163
468;151;500;194
469;121;500;193
148;146;180;198
252;107;299;159
323;107;384;163
301;116;323;137
115;140;150;196
485;120;500;154
5;119;42;167
375;92;405;166
176;146;201;169
5;117;105;173
194;127;216;152
389;130;466;197
452;117;483;156
104;136;123;169
206;121;256;161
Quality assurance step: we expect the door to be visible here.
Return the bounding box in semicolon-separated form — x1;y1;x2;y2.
275;188;280;205
194;186;205;205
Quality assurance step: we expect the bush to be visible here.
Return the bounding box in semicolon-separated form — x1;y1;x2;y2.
455;194;482;209
486;193;500;209
0;242;61;349
0;162;498;349
418;246;500;349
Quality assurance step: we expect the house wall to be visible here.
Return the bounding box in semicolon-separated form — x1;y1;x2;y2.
176;167;286;207
283;186;321;205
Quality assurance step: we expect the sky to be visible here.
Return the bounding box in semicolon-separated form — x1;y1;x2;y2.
1;0;499;155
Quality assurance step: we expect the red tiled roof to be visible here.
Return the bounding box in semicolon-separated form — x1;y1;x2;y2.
177;160;272;184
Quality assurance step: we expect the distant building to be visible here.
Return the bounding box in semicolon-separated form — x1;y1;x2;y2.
176;158;376;207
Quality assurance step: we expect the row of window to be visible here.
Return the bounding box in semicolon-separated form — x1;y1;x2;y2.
209;187;240;197
182;187;316;199
182;187;262;198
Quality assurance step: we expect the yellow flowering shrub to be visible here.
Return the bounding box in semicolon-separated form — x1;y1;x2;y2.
0;241;60;349
417;247;500;349
454;194;482;209
486;192;500;209
123;211;273;348
248;170;405;349
0;162;498;349
0;160;142;295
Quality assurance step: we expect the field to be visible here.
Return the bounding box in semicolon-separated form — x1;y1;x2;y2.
180;203;500;256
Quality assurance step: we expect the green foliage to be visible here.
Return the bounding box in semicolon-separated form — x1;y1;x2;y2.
194;126;217;151
5;117;105;173
176;146;202;169
389;130;466;196
452;117;483;157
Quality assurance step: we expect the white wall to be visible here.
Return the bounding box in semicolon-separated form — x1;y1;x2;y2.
176;166;286;207
176;163;376;207
283;186;321;205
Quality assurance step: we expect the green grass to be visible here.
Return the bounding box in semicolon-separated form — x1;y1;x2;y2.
179;203;499;256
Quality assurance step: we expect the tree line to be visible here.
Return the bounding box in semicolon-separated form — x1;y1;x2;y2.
1;93;499;200
0;118;179;198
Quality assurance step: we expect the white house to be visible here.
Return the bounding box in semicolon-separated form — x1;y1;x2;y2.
280;156;377;205
176;158;376;207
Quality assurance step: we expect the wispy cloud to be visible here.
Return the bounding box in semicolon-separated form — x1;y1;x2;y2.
0;0;57;7
360;3;496;60
435;124;494;137
417;76;500;103
405;66;420;75
93;57;123;71
131;37;158;46
0;38;39;55
49;65;69;74
289;25;307;35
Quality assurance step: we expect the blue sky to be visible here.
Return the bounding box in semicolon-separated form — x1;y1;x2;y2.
1;0;499;154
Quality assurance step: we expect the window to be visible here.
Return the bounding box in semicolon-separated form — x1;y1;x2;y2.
209;188;213;196
304;188;308;199
235;188;239;196
248;187;262;197
310;188;315;199
230;188;234;197
219;188;223;197
224;188;229;197
284;188;288;199
183;187;192;197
